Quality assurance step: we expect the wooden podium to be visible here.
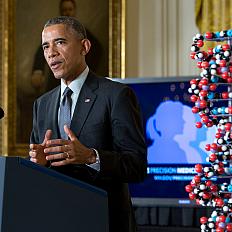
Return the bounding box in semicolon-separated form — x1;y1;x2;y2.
0;157;108;232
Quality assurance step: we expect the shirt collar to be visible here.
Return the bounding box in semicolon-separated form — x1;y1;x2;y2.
60;66;89;96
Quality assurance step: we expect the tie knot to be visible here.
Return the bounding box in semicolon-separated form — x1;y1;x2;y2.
63;87;73;97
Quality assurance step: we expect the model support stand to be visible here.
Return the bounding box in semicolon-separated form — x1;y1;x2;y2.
186;30;232;232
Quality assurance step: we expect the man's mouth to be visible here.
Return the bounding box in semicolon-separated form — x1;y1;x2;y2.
50;61;62;70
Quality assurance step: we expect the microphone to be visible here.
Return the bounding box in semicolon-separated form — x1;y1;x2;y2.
0;107;4;119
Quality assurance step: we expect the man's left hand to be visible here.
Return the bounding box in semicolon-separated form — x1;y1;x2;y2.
44;125;96;166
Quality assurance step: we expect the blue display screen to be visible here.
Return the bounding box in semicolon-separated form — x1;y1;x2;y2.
117;78;217;201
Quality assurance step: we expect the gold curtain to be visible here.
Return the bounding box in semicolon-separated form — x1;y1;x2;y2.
196;0;232;33
195;0;232;49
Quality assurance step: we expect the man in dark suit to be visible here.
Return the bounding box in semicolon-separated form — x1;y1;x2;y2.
29;16;147;232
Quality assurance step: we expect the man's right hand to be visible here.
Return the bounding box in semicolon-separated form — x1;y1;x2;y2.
29;130;52;166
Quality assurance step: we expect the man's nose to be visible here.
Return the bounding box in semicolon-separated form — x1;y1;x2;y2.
47;45;59;58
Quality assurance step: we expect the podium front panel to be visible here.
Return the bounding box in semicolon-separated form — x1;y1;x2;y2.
0;157;108;232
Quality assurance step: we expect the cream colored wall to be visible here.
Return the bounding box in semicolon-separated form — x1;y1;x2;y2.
126;0;199;78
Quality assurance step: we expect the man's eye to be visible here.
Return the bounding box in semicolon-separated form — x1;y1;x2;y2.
42;45;48;50
57;40;64;45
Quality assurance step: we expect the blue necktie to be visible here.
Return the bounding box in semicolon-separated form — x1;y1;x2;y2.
59;87;73;139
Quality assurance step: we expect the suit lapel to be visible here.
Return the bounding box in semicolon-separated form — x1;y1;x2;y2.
46;87;61;139
70;72;99;137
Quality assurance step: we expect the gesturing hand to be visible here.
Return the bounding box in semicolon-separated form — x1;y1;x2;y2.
44;125;96;166
29;130;53;166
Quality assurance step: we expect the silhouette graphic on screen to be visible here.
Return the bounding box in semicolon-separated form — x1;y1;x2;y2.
147;101;216;164
146;101;186;164
174;105;204;163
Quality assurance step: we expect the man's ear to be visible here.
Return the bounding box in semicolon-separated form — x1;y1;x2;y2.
81;39;91;56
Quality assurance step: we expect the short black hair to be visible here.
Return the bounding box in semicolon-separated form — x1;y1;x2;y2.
44;16;87;39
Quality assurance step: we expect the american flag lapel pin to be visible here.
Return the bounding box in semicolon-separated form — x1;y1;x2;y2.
84;98;91;103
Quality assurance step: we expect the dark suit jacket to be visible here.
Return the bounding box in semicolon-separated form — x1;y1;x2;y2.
30;71;147;232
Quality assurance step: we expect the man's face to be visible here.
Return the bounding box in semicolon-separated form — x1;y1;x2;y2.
42;24;85;82
60;1;76;17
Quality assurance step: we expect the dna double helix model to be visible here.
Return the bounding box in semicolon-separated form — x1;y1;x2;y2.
186;30;232;232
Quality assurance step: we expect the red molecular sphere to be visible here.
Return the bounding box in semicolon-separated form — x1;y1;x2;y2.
200;78;209;85
209;153;217;162
225;123;232;131
197;40;204;47
218;215;226;222
190;95;198;102
197;61;202;68
208;47;213;55
198;82;203;89
190;52;196;59
215;133;222;139
200;100;207;108
196;122;203;128
205;32;213;39
222;72;229;79
195;199;201;205
222;92;229;99
203;192;212;200
217;67;222;75
226;223;232;231
206;121;214;128
200;90;208;97
224;193;231;199
201;61;209;69
192;106;199;114
219;59;227;67
217;167;224;175
200;216;208;224
199;112;206;118
189;192;196;200
211;143;218;151
195;164;203;173
228;107;232;114
210;184;218;192
216;198;224;207
185;185;193;193
229;65;232;73
227;77;232;83
205;180;212;187
190;79;197;85
194;175;201;183
209;84;217;91
218;162;224;168
222;44;230;51
201;115;209;123
202;51;208;58
205;144;211;151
